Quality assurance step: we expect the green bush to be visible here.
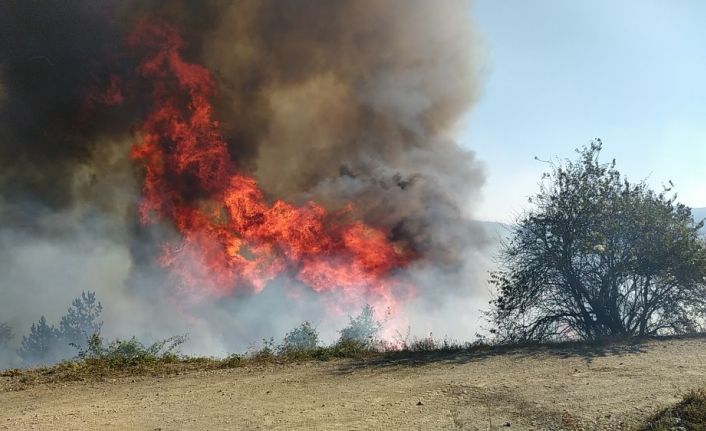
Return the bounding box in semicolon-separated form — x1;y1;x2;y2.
338;305;381;347
279;321;319;354
77;333;187;369
220;353;244;368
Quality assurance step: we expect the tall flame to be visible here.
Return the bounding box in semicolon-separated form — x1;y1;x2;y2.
127;21;413;314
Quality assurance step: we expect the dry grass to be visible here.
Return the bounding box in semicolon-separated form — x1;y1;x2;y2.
0;339;385;391
0;356;229;390
0;335;623;391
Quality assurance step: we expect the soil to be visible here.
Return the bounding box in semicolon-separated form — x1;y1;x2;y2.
2;337;706;430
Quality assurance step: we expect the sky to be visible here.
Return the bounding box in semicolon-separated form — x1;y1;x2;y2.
465;0;706;222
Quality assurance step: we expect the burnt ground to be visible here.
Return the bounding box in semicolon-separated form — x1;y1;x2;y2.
2;337;706;430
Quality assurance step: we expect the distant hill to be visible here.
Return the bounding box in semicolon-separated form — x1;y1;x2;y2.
480;207;705;242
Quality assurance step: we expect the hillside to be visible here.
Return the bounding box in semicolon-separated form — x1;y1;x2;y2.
481;207;706;240
2;337;706;430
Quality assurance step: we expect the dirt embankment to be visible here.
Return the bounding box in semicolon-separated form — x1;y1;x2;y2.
2;337;706;430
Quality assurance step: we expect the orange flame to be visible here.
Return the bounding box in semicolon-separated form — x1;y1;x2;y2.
127;21;414;315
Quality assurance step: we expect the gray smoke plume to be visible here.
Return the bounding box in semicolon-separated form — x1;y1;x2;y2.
0;0;490;364
203;1;486;263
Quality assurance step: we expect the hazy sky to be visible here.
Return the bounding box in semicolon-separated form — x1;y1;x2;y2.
465;0;706;222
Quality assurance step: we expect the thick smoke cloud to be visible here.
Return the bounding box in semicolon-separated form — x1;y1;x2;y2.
0;0;490;363
202;1;486;264
0;2;125;208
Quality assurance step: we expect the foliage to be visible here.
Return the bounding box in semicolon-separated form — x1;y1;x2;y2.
17;316;62;365
641;389;706;430
489;141;706;341
248;337;277;361
338;305;382;347
59;291;103;351
16;291;104;366
220;353;243;368
279;321;319;353
244;314;385;361
76;333;187;369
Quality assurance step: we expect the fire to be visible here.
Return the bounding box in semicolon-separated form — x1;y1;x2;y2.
124;21;413;314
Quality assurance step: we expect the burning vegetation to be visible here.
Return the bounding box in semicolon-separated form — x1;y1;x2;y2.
126;21;413;311
0;1;487;354
2;2;706;429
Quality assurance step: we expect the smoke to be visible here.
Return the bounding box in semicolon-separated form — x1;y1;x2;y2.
203;1;485;261
0;0;491;363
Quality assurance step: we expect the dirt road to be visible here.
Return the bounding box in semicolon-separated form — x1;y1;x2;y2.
2;337;705;430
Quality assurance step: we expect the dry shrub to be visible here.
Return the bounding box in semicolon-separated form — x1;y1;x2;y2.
642;389;706;430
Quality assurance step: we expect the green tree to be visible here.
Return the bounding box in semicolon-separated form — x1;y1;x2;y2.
59;291;103;351
489;141;706;341
17;316;61;365
279;321;319;353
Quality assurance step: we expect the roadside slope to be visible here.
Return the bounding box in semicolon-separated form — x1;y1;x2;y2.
2;337;706;430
